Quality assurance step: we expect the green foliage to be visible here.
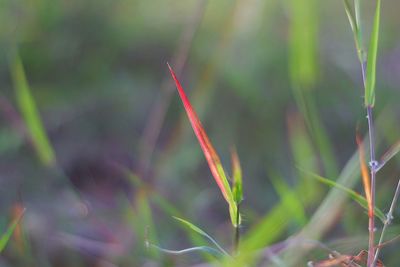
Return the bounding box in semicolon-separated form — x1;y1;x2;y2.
1;0;398;265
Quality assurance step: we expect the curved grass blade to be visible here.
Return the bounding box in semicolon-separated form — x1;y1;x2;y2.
306;171;385;223
365;0;381;107
0;208;26;252
173;216;230;257
10;52;56;166
167;63;239;227
146;241;224;258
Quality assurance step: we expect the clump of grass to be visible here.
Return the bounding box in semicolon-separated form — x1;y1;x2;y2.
343;1;393;266
146;1;399;266
145;64;244;261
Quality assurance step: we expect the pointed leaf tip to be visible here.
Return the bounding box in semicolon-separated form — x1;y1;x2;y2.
168;64;239;226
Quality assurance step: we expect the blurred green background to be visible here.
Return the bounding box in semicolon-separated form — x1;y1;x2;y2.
1;0;400;266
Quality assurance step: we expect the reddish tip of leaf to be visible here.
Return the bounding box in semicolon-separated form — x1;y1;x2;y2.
167;64;231;203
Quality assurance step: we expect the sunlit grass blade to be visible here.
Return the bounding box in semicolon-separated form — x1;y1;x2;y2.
167;63;239;227
0;208;25;252
231;147;243;204
306;171;385;222
356;133;372;210
364;0;381;107
173;216;229;256
10;52;56;166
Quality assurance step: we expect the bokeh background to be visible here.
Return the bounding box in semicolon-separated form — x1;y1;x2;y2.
1;0;400;266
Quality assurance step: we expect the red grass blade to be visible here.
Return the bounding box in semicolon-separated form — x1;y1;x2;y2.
167;63;238;225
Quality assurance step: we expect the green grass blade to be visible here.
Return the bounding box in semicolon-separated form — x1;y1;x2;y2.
343;0;357;37
231;148;243;204
365;0;381;107
306;171;385;222
0;208;25;252
10;52;56;166
269;172;307;226
146;242;225;258
173;216;229;256
343;0;365;62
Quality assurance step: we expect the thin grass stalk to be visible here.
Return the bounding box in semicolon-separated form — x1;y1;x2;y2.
352;12;377;266
373;178;400;265
358;40;377;267
366;106;377;267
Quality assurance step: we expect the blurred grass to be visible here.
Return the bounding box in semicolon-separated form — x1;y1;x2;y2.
0;208;25;253
0;0;399;266
9;51;56;167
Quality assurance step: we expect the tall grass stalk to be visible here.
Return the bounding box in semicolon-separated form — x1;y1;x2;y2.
366;106;377;266
343;0;381;265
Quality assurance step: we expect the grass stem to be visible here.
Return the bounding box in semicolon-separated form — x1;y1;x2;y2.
366;106;377;267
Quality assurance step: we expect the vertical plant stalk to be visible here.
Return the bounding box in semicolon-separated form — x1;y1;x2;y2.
343;1;381;265
373;178;400;265
366;106;377;267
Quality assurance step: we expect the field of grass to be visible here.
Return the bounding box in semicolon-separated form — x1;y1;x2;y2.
1;0;400;266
